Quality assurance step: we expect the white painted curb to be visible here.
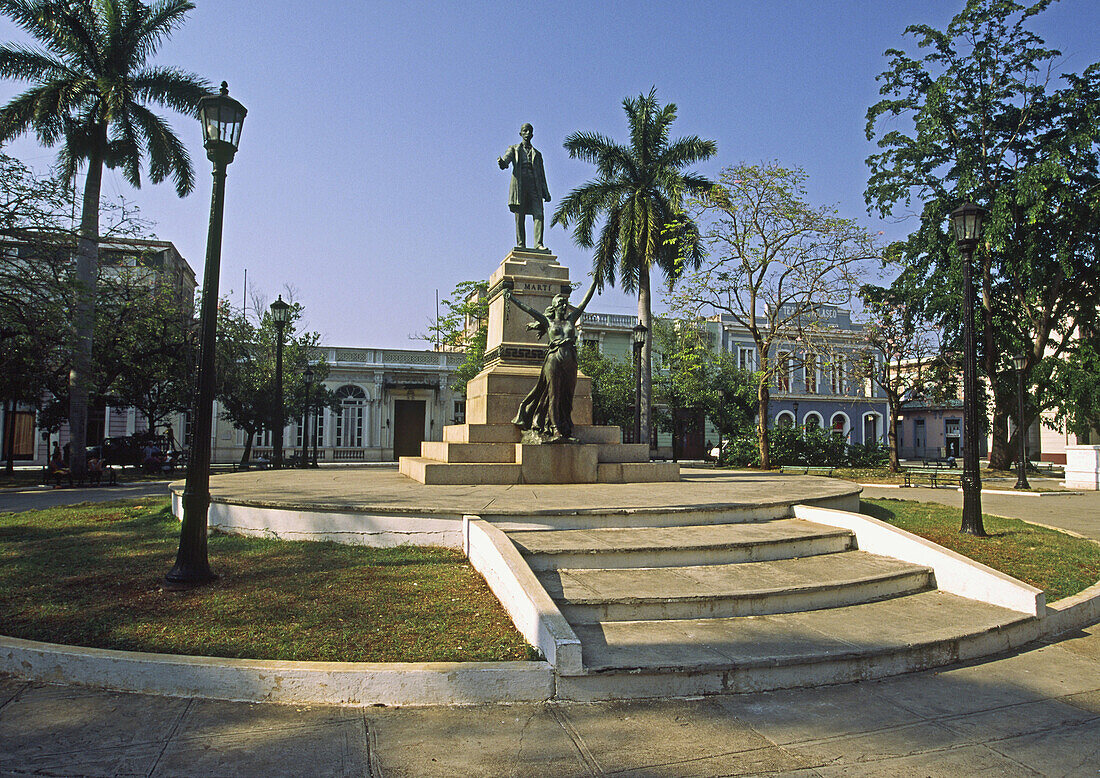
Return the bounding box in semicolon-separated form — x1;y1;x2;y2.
0;635;553;706
463;517;583;674
793;504;1045;616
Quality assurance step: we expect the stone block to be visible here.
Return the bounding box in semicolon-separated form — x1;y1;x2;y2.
1065;445;1100;490
573;426;623;445
597;462;680;483
443;424;521;444
420;441;517;463
516;444;598;484
594;443;650;463
399;456;522;485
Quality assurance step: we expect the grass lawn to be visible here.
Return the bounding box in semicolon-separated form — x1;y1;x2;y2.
0;498;531;663
861;498;1100;601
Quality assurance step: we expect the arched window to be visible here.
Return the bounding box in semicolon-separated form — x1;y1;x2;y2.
776;411;795;429
334;385;367;448
831;413;850;439
805;413;822;430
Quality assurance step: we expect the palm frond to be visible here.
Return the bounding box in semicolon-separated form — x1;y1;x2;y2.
0;42;71;80
129;100;192;195
131;65;208;117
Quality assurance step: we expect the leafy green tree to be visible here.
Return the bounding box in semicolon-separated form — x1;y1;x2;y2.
858;280;943;471
0;0;209;476
577;343;633;431
651;318;756;458
552;88;716;447
865;0;1100;469
412;280;489;394
100;279;195;435
0;155;71;463
215;298;331;464
1048;334;1100;442
671;163;877;468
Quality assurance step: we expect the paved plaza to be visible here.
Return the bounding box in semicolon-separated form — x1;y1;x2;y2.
1;623;1098;777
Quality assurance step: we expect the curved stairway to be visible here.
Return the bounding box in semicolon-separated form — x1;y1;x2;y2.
503;514;1038;700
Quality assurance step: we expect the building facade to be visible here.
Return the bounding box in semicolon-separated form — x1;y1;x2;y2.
577;304;891;456
207;346;466;464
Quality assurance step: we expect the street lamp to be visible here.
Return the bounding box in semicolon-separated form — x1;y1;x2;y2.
1013;353;1031;490
270;295;291;469
166;82;246;590
301;364;314;468
632;323;647;446
949;202;987;536
793;400;800;429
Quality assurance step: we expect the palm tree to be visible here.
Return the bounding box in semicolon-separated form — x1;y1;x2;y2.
0;0;208;476
552;88;715;447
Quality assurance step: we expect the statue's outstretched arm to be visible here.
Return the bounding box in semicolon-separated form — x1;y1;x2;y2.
568;277;600;323
504;290;548;328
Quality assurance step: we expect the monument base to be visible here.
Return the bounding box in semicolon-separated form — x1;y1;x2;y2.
398;247;678;486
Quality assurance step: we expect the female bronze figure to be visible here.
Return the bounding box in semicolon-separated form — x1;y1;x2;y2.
503;278;599;441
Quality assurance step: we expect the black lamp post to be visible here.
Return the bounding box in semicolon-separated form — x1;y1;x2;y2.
1013;353;1031;490
632;323;647;446
269;295;291;469
301;364;314;468
949;202;987;536
793;401;800;431
311;392;320;467
166;82;246;590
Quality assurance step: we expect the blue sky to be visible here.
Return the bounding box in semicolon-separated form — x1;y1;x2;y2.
2;1;1098;347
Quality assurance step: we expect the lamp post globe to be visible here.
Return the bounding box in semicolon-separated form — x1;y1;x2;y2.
270;295;291;469
948;202;987;536
632;323;647;446
1013;353;1031;490
166;82;246;590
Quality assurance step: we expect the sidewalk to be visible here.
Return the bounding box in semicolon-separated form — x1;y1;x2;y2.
2;623;1097;776
859;482;1100;542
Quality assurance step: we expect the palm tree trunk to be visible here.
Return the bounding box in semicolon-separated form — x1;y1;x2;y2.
68;136;105;479
638;265;652;451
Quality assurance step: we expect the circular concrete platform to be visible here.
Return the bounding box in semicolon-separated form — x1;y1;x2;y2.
169;466;863;548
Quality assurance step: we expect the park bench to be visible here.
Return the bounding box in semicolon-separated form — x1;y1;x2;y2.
920;457;957;469
903;468;962;488
233;460;271;472
779;465;835;477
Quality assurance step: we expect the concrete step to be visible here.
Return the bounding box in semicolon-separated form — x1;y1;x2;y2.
509;519;855;571
420;441;517;463
538;551;933;622
398;456;521;484
556;590;1039;699
485;504;797;532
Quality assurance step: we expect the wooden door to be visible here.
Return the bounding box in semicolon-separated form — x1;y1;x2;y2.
393;400;426;460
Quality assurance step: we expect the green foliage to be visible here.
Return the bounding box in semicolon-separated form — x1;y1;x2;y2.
1049;336;1100;440
0;0;210;195
214;298;334;462
418;279;489;395
578;343;633;429
864;0;1100;467
721;425;886;469
651;317;757;445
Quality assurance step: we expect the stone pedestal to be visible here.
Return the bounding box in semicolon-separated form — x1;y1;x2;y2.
1064;445;1100;490
399;249;678;485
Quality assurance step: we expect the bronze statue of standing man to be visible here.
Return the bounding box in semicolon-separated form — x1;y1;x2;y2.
498;123;551;251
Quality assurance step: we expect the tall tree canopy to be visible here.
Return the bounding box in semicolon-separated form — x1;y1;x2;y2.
671;163;877;468
0;0;209;475
865;0;1100;468
552;88;716;447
